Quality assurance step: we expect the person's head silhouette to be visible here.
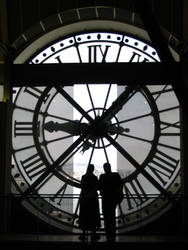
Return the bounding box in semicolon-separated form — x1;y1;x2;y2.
103;163;112;174
86;164;94;174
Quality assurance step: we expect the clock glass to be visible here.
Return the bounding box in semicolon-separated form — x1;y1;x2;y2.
11;31;181;233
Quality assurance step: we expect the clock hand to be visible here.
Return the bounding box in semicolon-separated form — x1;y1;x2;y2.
44;120;95;154
101;85;140;122
108;124;130;135
44;120;88;135
80;141;93;154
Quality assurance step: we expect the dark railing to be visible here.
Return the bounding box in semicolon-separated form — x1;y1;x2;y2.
0;193;186;242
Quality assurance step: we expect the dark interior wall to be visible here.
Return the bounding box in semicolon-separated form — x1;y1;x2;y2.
6;0;183;44
1;0;185;236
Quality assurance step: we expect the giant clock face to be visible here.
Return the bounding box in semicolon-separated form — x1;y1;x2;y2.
12;31;181;233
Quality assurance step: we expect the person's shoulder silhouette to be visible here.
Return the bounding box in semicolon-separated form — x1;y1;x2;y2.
99;163;123;195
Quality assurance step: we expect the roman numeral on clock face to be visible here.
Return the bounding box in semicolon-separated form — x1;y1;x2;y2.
124;177;149;210
129;52;149;62
87;45;111;63
20;153;46;181
24;87;49;103
24;87;43;99
14;121;40;137
146;149;179;186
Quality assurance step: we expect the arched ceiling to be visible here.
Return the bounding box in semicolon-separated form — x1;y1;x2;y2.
3;0;184;45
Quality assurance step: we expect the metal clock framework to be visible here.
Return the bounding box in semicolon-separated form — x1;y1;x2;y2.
11;30;181;233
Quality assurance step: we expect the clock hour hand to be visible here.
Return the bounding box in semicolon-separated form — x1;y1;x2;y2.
108;124;130;135
44;120;88;135
80;141;93;154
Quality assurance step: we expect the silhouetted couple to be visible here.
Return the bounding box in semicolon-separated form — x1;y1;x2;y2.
79;163;123;242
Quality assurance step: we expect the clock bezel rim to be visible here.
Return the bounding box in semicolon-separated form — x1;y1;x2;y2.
11;20;181;234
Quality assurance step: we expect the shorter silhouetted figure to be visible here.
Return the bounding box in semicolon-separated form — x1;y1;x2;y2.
98;163;123;242
79;164;100;241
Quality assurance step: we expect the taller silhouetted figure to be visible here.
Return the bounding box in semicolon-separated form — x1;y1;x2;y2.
99;162;123;242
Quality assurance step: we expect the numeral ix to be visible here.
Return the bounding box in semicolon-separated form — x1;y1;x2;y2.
14;121;40;137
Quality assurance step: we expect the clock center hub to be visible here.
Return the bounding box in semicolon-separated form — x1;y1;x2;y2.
79;107;128;150
92;116;109;138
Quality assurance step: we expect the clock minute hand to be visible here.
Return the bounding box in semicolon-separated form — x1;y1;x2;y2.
44;120;88;135
101;85;140;122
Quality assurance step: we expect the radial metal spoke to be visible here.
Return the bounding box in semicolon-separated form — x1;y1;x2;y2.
153;85;169;101
158;142;180;151
21;127;93;199
110;112;152;126
46;134;73;145
55;85;94;123
105;134;141;169
119;133;152;144
86;84;97;118
101;138;109;163
13;144;36;153
58;142;84;169
97;138;100;148
104;133;175;203
159;106;180;114
15;104;36;114
34;173;54;193
103;84;112;113
46;113;79;123
88;140;96;166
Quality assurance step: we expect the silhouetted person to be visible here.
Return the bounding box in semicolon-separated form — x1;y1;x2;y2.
79;164;100;241
98;162;123;242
